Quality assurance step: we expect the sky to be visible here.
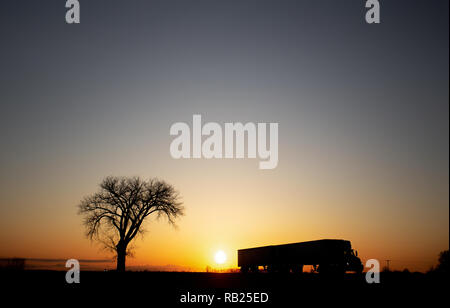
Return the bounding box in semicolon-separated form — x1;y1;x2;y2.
0;0;448;272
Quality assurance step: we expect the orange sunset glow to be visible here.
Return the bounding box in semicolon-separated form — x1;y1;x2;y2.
0;152;448;273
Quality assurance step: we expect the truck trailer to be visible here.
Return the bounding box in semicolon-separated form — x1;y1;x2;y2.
238;239;363;274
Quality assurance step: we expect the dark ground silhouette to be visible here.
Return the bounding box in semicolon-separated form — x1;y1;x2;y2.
1;270;448;306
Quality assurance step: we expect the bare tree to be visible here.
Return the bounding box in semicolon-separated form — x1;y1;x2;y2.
78;176;184;271
436;250;449;273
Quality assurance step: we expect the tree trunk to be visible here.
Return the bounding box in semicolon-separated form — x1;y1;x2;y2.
116;241;127;272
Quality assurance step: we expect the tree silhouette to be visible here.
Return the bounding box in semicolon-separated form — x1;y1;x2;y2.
78;176;184;271
436;250;449;273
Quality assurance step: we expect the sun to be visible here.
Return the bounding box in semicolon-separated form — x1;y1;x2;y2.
214;250;227;264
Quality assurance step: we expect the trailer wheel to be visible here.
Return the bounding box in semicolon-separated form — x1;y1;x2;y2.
250;265;259;273
292;264;303;274
240;266;249;274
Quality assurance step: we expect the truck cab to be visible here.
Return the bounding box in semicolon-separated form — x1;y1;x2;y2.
345;249;363;273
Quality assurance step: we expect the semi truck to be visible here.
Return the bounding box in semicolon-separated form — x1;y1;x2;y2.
238;239;363;274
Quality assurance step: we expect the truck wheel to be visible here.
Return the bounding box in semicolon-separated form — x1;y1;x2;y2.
318;264;326;274
318;264;332;276
319;264;345;278
280;265;290;273
250;265;259;273
356;263;363;274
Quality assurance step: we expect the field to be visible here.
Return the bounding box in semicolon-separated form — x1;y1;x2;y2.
1;270;447;305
